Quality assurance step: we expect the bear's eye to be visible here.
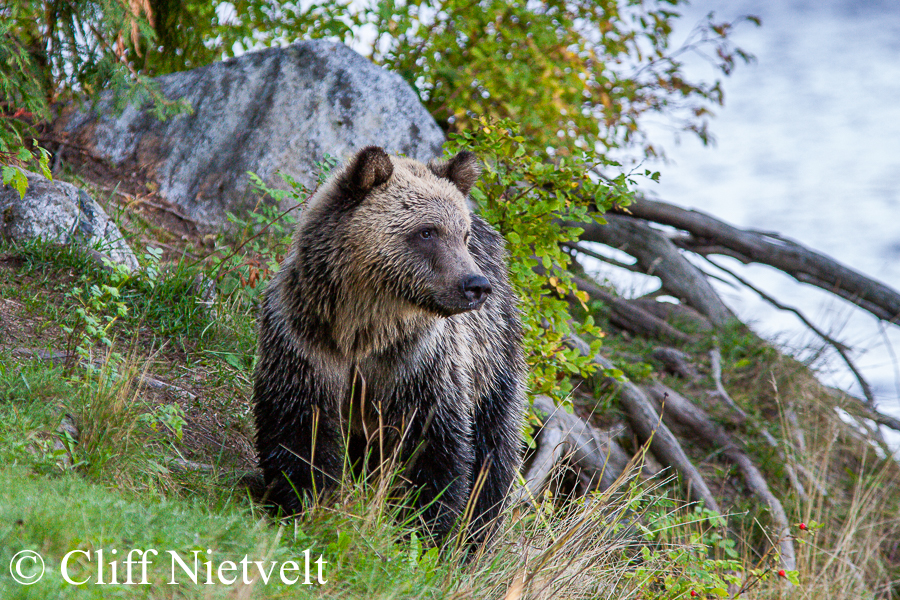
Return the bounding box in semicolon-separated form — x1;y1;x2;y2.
419;227;437;240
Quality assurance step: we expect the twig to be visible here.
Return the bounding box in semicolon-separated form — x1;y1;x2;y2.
563;241;644;273
877;320;900;400
784;407;806;453
703;255;876;406
207;195;311;280
125;196;201;225
794;462;829;498
37;135;97;155
709;346;748;422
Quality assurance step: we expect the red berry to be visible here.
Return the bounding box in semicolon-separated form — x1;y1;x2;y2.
690;592;698;598
799;522;807;530
778;569;786;578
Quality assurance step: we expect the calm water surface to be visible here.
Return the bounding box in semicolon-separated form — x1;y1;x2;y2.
593;1;900;437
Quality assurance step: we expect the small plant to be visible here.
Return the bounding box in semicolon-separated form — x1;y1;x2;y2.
627;500;795;598
138;402;186;442
1;143;51;198
61;258;132;375
212;157;336;301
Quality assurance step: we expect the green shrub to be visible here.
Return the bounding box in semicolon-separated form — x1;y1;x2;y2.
445;118;645;402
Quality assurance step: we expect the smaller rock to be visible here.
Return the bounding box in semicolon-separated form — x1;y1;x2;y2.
0;170;139;270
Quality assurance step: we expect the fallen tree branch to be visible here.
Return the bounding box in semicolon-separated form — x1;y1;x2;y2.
642;381;796;571
572;215;736;327
140;375;198;401
650;346;701;383
569;273;693;344
629;298;713;333
621;197;900;325
567;336;721;512
517;395;633;503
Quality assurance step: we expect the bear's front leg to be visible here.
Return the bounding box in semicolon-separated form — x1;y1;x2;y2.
399;400;475;543
253;339;344;515
469;375;524;544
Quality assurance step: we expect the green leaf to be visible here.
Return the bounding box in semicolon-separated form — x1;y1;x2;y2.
12;169;27;199
224;353;245;370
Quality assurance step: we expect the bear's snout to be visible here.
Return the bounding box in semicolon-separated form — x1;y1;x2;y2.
461;274;492;307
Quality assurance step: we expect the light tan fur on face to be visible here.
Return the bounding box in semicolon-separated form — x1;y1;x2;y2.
298;156;476;358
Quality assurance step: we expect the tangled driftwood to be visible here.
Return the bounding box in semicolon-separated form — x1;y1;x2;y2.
523;195;900;570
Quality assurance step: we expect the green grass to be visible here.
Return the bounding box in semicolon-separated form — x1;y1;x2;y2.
0;461;490;599
0;358;452;599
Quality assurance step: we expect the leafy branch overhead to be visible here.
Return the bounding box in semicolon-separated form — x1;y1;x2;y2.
1;0;757;163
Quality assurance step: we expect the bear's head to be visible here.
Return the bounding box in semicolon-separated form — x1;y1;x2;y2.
295;146;491;341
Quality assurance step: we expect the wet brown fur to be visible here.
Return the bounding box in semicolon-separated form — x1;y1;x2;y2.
253;146;525;543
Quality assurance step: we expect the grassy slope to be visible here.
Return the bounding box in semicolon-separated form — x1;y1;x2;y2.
0;172;898;598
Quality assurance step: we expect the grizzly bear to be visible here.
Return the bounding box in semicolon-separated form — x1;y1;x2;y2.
252;146;525;543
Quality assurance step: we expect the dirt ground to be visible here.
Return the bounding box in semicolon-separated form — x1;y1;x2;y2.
0;248;256;474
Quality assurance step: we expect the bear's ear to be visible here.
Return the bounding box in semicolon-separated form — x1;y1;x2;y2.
337;146;394;207
429;151;481;197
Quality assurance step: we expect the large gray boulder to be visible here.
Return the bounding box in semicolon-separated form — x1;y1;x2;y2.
0;172;139;270
56;40;446;225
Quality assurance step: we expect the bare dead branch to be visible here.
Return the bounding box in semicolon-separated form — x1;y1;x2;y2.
569;273;693;344
622;197;900;325
562;241;645;273
842;400;900;434
517;395;633;503
629;298;714;333
703;256;876;406
572;215;736;327
139;375;198;401
650;346;701;382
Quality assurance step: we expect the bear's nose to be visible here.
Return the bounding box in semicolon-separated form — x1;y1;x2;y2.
461;274;492;305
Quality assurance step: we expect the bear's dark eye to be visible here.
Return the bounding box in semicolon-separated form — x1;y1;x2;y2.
419;227;436;240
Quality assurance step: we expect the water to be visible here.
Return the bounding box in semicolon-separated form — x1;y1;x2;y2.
590;1;900;436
